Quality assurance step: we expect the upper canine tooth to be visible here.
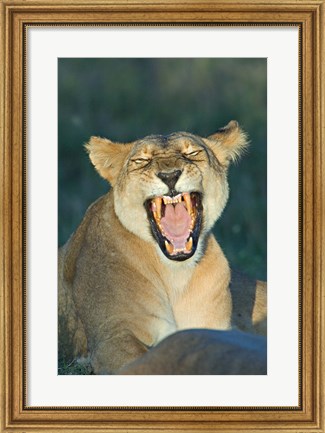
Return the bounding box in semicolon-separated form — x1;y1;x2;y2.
154;197;162;219
183;192;192;214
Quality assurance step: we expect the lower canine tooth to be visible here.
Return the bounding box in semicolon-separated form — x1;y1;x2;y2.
165;240;174;254
185;237;193;251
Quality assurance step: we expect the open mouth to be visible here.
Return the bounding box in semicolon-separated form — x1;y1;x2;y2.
144;192;203;261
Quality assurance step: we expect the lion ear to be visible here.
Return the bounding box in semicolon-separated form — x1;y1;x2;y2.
85;136;132;185
205;120;249;165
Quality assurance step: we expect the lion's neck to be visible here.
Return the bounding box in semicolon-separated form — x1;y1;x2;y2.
156;235;227;302
156;254;197;299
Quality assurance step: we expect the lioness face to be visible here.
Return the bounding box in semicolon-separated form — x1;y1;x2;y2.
86;121;247;262
115;134;228;262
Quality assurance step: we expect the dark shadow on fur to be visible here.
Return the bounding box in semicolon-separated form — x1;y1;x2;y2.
229;269;257;333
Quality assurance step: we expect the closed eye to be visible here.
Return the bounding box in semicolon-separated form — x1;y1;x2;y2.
132;158;151;164
184;150;201;157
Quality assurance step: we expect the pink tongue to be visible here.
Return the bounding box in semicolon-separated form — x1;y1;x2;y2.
160;202;191;249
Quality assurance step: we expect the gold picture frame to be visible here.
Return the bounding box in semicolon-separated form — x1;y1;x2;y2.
1;0;324;431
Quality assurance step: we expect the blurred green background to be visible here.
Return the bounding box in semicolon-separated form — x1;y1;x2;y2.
58;58;267;280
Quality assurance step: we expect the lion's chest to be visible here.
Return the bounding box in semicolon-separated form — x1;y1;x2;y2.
136;266;193;346
156;258;232;333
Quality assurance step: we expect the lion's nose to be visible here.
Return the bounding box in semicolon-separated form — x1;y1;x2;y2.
157;170;182;191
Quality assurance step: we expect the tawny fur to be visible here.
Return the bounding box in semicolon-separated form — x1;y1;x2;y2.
58;121;266;374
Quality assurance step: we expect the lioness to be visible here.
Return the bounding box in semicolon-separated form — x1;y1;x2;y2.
58;120;267;374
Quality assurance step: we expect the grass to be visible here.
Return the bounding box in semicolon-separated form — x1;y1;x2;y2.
58;357;93;375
